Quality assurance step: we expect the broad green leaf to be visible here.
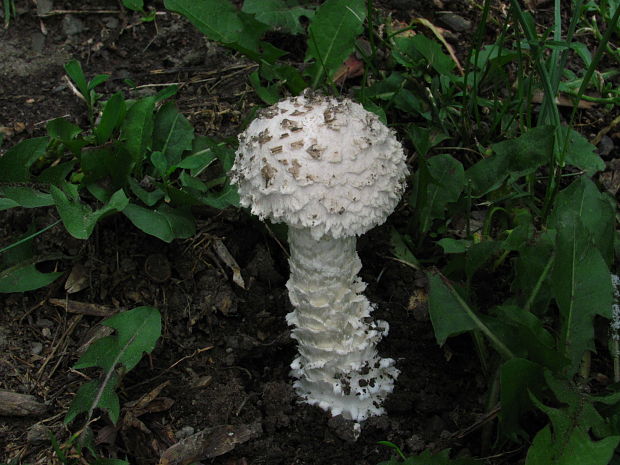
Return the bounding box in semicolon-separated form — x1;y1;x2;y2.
51;186;129;239
153;101;194;166
500;358;545;440
465;241;501;282
416;154;464;234
551;176;615;266
47;118;82;143
514;231;555;311
427;272;514;359
0;187;54;208
242;0;314;35
405;125;449;157
150;151;168;178
128;178;164;207
467;127;555;197
559;126;605;175
0;261;63;293
164;0;268;58
392;35;454;75
36;161;76;185
122;0;143;11
95;92;126;144
390;228;420;268
0;137;49;182
120;96;155;165
177;149;217;176
123;203;195;242
305;0;366;86
550;209;613;374
249;70;281;105
199;183;239;209
64;60;89;97
437;238;470;254
64;375;120;425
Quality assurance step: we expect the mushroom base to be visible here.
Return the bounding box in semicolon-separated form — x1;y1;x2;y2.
285;227;399;423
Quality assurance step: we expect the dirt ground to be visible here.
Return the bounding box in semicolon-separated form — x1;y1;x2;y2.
1;1;614;464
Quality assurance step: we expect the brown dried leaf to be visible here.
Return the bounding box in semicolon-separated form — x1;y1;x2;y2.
158;423;262;465
213;238;245;289
65;263;89;293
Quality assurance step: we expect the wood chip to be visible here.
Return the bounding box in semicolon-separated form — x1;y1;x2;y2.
0;390;47;416
158;423;262;465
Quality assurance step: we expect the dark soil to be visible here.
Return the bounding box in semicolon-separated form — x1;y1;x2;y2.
0;1;615;465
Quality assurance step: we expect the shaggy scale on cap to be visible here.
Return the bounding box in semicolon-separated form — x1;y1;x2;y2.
231;92;409;240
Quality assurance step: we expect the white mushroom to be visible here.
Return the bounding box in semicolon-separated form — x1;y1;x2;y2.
231;92;409;422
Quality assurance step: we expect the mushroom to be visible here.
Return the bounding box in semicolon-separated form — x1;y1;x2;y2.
231;92;409;422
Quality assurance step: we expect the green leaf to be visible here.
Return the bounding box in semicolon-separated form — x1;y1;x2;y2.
0;187;54;209
128;178;164;207
500;358;545;440
559;126;605;175
0;137;50;182
66;306;161;425
390;228;420;268
51;186;129;239
242;0;313;35
95;92;126;145
123;203;195;242
0;261;63;293
120;96;155;165
64;60;89;98
427;271;514;359
153;101;194;167
177;149;217;176
249;70;281;105
405;125;449;157
47;118;82;143
467;127;555;197
437;238;471;254
64;376;120;425
122;0;144;11
526;373;620;465
550;204;613;374
392;35;454;75
164;0;268;58
415;154;464;234
305;0;366;86
551;176;615;266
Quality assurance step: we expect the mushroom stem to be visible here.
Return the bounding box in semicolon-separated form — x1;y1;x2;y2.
285;227;399;422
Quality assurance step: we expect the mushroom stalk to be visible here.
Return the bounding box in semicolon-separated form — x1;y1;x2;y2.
285;227;399;422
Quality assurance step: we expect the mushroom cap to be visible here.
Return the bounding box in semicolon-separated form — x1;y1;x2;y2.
231;92;409;240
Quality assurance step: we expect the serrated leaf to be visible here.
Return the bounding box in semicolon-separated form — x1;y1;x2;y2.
305;0;366;86
120;96;155;165
242;0;314;35
467;127;554;197
123;203;195;242
66;307;161;425
0;137;49;182
153;101;194;167
416;154;464;234
51;186;129;239
64;375;121;425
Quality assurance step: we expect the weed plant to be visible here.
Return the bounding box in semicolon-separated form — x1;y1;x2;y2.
1;0;619;464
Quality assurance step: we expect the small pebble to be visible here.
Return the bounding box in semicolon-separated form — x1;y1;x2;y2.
598;135;614;157
175;425;195;440
62;15;86;36
31;342;43;355
42;328;52;339
437;12;472;32
27;423;51;445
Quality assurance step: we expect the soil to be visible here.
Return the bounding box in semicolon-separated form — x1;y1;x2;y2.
0;1;616;465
